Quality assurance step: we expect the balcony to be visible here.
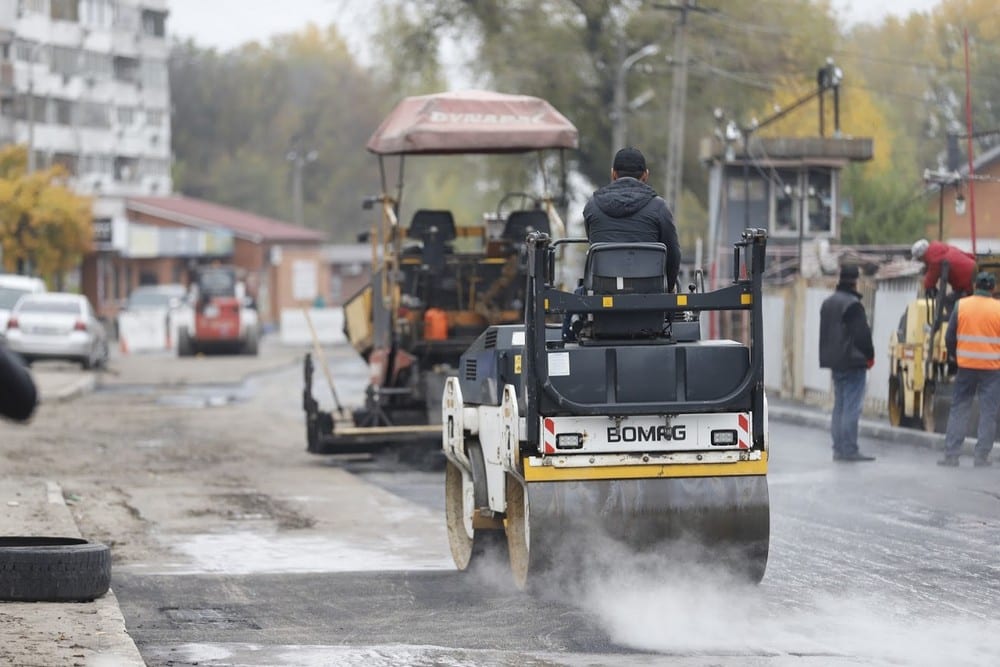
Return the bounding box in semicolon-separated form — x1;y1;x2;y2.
0;61;13;100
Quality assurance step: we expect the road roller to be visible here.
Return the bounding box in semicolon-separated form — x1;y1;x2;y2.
442;228;770;588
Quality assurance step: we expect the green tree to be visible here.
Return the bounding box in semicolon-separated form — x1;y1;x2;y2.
373;0;841;252
0;145;92;284
170;25;392;242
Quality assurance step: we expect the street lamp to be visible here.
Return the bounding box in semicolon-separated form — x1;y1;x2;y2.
25;41;47;174
287;148;318;226
611;43;660;152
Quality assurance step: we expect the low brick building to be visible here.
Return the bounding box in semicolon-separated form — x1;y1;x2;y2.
82;195;328;327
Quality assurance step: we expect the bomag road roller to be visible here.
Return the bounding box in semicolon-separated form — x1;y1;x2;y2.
888;254;1000;432
442;228;770;589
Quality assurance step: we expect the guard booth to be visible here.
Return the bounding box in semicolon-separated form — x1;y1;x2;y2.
700;136;873;338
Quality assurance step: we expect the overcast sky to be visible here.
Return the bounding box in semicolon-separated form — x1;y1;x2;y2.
168;0;945;52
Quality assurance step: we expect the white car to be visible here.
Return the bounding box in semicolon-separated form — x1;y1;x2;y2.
0;274;47;335
5;293;109;369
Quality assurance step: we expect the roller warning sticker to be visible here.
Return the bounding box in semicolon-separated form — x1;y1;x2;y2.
738;413;750;450
543;418;556;454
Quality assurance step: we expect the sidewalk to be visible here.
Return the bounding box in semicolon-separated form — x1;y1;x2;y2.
769;398;976;453
0;478;145;666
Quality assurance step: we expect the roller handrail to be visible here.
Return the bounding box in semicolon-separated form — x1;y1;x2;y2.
523;229;768;450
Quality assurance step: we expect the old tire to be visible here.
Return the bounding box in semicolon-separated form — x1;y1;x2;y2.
0;537;111;602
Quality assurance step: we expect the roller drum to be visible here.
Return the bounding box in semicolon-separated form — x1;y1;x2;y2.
517;474;769;585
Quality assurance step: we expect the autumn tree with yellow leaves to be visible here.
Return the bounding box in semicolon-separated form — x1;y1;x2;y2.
0;145;92;285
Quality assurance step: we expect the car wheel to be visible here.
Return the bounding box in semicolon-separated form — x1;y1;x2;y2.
0;537;111;602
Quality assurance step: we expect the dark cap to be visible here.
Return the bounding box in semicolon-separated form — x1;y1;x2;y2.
839;264;860;282
613;147;647;175
976;271;996;291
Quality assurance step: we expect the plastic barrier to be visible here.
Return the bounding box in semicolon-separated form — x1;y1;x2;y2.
117;310;170;353
280;308;346;346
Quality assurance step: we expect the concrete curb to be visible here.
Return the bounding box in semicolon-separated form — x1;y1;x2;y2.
768;401;985;454
0;480;146;666
49;374;97;402
47;480;147;666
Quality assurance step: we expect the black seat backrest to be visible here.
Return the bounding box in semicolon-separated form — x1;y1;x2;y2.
583;242;667;339
408;209;457;244
408;209;456;272
502;210;550;244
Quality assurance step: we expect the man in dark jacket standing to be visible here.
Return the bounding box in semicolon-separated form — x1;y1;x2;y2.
819;264;876;462
583;147;681;292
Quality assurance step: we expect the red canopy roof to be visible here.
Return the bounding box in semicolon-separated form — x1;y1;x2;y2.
366;90;579;155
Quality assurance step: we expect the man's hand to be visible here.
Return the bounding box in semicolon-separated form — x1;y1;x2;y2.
866;358;875;369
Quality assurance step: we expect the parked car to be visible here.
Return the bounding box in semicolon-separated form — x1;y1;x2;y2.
0;275;47;336
5;293;109;369
121;283;188;312
115;283;190;345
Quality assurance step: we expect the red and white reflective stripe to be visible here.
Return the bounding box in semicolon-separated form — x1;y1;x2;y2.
543;418;556;454
738;413;750;450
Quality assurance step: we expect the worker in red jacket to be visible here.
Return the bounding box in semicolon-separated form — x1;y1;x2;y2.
911;238;976;297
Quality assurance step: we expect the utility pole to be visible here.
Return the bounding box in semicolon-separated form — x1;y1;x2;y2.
656;1;712;220
287;146;318;226
611;43;660;153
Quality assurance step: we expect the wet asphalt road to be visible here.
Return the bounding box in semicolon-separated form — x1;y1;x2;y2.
108;361;1000;667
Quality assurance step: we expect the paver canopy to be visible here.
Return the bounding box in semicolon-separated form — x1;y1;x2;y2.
366;90;579;155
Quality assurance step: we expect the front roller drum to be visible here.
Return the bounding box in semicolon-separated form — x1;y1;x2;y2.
504;474;770;589
445;445;506;570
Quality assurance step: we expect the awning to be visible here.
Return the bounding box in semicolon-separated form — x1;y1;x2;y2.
366;90;579;155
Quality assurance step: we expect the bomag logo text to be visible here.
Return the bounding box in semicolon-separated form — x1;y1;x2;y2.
607;425;686;442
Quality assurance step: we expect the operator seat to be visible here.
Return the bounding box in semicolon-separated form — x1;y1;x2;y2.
502;210;550;244
582;242;668;339
408;209;456;272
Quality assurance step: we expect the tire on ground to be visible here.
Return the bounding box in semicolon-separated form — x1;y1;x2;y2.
0;537;111;602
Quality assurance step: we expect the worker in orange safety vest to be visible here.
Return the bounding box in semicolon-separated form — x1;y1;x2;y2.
938;271;1000;467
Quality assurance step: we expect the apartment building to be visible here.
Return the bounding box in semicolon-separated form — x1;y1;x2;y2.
0;0;171;196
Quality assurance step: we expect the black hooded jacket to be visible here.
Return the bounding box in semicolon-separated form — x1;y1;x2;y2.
583;177;681;291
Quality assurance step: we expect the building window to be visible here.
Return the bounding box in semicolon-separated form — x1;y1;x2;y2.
50;0;79;22
79;101;110;128
142;158;170;178
81;0;114;28
53;98;73;125
113;56;140;84
52;152;78;175
807;169;833;234
145;108;165;127
117;106;135;126
141;59;166;90
114;156;139;182
772;169;800;235
81;154;113;176
114;4;140;33
13;40;46;63
141;10;166;37
18;0;48;17
50;46;79;77
82;51;113;80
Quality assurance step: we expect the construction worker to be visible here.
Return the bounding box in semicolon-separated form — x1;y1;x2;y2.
819;263;876;462
911;238;976;297
937;271;1000;467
